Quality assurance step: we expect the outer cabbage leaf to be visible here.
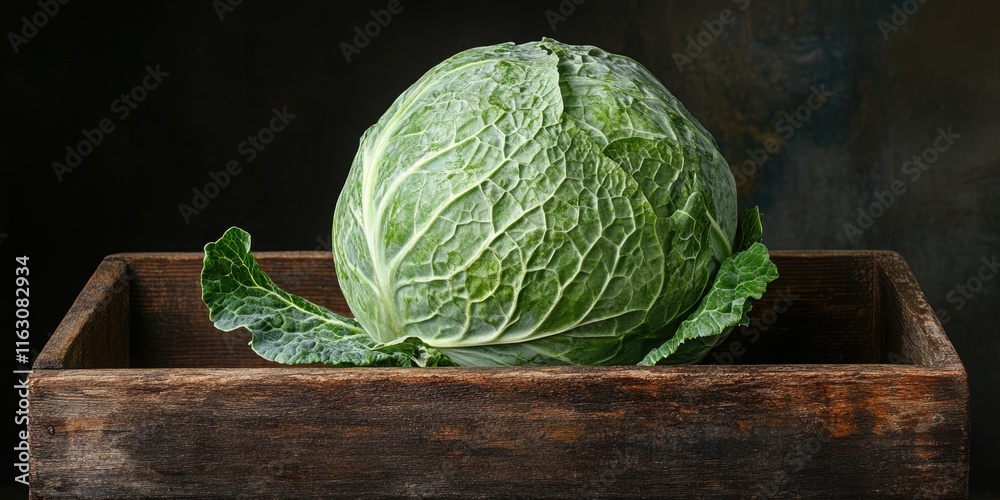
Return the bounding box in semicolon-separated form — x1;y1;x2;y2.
202;227;448;367
648;207;773;364
638;209;777;366
733;205;764;254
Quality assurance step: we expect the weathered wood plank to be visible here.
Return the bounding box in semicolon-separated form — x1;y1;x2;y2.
877;251;965;368
28;365;968;499
123;251;344;368
34;258;129;369
709;251;878;364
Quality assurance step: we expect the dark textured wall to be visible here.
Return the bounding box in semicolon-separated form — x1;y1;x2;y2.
3;0;997;496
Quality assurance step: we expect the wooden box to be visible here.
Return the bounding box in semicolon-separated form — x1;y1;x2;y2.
28;251;969;498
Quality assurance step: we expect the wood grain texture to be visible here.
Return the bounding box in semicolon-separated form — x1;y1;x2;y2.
33;258;129;369
28;250;969;498
710;251;879;365
29;366;967;499
110;250;892;368
877;251;965;368
122;251;344;368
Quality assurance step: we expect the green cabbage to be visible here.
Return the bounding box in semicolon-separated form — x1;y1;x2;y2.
201;38;777;366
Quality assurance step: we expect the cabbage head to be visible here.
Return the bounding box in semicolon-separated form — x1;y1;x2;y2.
201;38;777;367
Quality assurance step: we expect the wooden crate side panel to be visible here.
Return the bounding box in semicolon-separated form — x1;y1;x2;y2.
29;366;968;499
877;252;965;368
123;251;882;368
124;252;346;368
34;258;129;369
709;252;878;364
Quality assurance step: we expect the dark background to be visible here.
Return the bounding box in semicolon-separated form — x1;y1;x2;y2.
3;0;998;497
